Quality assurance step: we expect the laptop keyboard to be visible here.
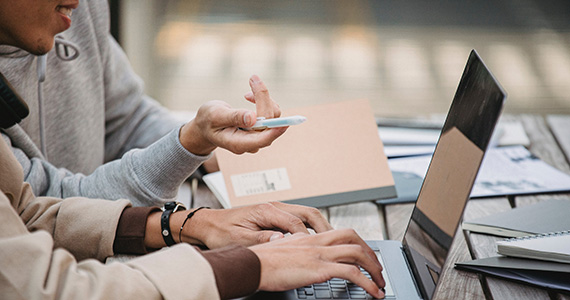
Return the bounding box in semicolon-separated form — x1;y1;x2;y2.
295;252;394;299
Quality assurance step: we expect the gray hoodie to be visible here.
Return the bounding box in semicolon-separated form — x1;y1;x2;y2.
0;0;209;206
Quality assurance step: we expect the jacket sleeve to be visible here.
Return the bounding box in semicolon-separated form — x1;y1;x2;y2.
0;193;219;300
0;136;221;299
3;130;211;206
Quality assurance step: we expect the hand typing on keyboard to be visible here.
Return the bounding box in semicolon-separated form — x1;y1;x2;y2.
249;229;386;299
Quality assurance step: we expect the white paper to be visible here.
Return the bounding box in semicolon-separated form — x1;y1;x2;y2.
388;145;570;198
202;172;230;208
384;145;436;158
496;120;530;147
378;126;441;145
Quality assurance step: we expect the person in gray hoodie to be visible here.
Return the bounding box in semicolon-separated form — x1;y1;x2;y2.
0;0;334;247
0;2;386;299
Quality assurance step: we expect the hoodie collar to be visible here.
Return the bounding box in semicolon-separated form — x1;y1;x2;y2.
0;36;80;61
0;45;28;58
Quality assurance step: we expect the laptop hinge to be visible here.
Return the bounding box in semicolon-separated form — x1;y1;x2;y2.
401;245;426;299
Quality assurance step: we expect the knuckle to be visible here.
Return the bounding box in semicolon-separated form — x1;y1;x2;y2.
257;202;274;211
227;143;246;154
258;140;272;150
232;111;243;125
257;86;269;95
256;233;268;244
288;217;304;228
307;207;322;218
349;244;363;252
254;203;274;215
247;148;260;154
339;228;358;236
233;148;246;154
347;265;362;277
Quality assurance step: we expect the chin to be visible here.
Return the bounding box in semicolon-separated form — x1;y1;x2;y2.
20;36;55;56
32;41;55;55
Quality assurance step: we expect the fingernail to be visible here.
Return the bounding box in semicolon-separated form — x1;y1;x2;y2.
250;74;261;84
243;113;251;125
244;91;254;98
378;289;385;298
270;233;283;241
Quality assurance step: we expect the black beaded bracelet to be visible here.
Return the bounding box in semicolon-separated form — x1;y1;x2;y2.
179;206;210;244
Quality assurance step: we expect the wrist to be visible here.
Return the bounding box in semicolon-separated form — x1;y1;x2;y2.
179;121;216;156
144;210;165;249
176;207;213;246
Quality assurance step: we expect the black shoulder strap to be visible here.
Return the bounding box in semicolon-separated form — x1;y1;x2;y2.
0;72;29;129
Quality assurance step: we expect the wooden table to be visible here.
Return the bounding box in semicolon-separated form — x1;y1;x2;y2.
192;114;570;300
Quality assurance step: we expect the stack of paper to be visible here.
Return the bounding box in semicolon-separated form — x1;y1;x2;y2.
378;145;570;205
379;119;530;158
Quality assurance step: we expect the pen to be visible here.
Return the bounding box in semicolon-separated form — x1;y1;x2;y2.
250;115;307;130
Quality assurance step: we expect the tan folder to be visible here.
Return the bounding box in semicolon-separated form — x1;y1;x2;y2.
214;99;396;208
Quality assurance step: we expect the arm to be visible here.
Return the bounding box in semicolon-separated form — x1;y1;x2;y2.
1;162;382;300
118;207;385;299
0;192;220;300
2;136;382;300
1;135;232;300
3;130;209;206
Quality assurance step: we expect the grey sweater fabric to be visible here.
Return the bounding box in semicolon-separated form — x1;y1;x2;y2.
0;0;209;206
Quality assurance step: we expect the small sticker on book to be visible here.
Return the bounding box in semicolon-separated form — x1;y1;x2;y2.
231;168;292;197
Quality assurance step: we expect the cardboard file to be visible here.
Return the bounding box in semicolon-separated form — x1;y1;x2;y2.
213;99;396;208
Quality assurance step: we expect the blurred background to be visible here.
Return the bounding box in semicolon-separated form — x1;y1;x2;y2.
113;0;570;118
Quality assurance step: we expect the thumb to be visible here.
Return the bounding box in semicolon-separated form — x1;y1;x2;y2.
215;108;256;128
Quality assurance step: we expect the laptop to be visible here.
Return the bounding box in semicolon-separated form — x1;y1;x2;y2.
244;49;506;300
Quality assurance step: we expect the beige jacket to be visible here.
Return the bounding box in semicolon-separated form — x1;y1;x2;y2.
0;137;220;300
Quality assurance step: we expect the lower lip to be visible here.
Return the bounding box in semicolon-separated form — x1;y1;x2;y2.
58;11;72;30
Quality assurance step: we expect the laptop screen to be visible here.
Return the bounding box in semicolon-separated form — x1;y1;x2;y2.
401;50;506;299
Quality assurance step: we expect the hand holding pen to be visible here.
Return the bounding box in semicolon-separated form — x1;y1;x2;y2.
178;75;288;156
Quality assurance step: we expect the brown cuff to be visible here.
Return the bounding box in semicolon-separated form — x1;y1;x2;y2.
113;206;161;255
200;245;261;299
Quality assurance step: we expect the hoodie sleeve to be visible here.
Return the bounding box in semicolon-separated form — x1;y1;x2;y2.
86;0;211;204
2;130;210;206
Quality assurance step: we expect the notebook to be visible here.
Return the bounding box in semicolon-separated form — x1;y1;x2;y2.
496;231;570;264
244;49;506;300
462;199;570;237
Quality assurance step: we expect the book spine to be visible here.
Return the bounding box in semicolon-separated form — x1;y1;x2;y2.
502;230;570;243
